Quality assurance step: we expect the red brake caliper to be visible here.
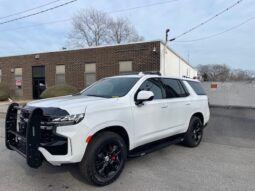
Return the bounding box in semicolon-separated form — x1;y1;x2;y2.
111;155;116;161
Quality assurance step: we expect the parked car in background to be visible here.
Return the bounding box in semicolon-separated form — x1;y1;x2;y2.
5;72;210;186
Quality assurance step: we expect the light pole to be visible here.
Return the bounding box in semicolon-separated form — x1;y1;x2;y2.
166;29;170;43
162;29;170;75
163;29;170;75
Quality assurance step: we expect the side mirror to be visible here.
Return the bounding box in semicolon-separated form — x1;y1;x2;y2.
135;90;154;105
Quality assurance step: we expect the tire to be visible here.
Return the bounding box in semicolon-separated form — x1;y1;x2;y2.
183;116;203;147
79;131;127;186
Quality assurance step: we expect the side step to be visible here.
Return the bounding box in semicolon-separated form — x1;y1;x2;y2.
128;134;185;158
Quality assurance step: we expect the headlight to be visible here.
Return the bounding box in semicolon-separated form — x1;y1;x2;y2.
52;113;85;126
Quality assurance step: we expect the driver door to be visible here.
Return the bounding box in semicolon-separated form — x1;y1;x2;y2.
131;78;168;147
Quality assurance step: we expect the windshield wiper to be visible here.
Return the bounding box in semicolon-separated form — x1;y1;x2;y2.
86;94;109;98
72;92;81;96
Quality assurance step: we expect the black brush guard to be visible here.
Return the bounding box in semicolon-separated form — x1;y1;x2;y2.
5;103;43;168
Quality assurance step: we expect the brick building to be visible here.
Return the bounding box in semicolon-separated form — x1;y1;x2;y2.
0;41;197;99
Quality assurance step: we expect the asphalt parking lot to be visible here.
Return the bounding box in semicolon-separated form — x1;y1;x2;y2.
0;107;255;191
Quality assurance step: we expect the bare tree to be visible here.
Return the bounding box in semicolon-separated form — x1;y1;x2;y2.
67;9;143;47
197;64;211;81
206;64;230;81
211;64;230;82
68;9;111;47
230;69;254;81
197;64;254;81
108;17;143;44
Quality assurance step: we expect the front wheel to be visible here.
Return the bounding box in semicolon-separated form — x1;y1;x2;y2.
183;116;203;147
79;131;127;186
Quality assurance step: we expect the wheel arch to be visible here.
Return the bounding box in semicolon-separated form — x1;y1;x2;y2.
191;112;204;125
89;125;131;150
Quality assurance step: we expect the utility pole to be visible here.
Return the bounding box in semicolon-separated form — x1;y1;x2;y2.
163;29;170;76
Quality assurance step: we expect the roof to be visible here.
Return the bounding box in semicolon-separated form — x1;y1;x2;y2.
0;40;160;58
0;40;195;70
109;73;199;82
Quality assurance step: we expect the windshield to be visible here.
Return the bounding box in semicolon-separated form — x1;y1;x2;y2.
81;77;140;98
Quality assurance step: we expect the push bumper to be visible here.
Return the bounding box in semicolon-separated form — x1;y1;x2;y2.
5;103;43;168
5;103;87;168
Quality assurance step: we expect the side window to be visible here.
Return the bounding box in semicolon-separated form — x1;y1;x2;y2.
161;78;188;98
138;78;165;99
186;81;206;95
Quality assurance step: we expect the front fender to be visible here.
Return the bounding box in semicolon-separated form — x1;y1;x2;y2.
87;120;135;150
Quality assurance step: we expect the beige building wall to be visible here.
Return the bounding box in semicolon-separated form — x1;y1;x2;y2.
160;43;197;78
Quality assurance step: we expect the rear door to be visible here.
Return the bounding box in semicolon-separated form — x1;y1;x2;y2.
160;78;191;133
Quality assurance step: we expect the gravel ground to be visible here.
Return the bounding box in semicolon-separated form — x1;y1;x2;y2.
0;107;254;191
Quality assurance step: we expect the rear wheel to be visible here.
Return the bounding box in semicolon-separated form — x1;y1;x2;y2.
183;116;203;147
79;131;127;186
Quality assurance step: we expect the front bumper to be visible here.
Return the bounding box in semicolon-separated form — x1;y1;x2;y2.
5;103;88;168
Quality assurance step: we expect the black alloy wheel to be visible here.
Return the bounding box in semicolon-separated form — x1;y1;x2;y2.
79;131;127;186
183;116;203;147
95;142;123;179
191;119;203;144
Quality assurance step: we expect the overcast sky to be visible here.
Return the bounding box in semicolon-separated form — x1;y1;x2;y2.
0;0;254;70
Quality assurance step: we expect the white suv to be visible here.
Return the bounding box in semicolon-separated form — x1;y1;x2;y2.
5;73;210;186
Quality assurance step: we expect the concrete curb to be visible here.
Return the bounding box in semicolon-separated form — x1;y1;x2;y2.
210;104;255;110
0;100;30;116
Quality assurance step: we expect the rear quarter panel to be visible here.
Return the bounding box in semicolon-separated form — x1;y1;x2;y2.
183;81;210;128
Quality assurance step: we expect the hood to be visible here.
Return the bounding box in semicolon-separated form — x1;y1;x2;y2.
26;95;107;115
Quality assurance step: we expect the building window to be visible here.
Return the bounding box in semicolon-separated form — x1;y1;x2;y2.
0;69;2;83
56;65;65;84
119;61;132;73
15;68;23;97
85;63;96;87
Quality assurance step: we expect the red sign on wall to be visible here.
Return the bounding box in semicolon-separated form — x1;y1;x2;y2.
211;83;217;89
16;80;22;86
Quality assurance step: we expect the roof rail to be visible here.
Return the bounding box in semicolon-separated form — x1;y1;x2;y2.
139;71;162;76
115;72;140;76
115;71;162;76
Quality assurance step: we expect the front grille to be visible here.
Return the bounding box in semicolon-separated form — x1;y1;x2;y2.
20;109;55;143
19;108;68;155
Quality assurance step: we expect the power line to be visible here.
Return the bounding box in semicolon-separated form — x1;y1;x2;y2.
110;0;179;14
0;19;71;32
174;15;255;43
0;0;63;20
0;0;179;31
170;0;244;41
0;0;77;25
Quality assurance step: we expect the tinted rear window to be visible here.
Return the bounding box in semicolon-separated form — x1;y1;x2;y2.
186;81;206;95
161;78;188;98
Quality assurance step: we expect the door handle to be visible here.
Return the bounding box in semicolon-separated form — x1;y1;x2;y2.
161;105;168;109
185;103;191;106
